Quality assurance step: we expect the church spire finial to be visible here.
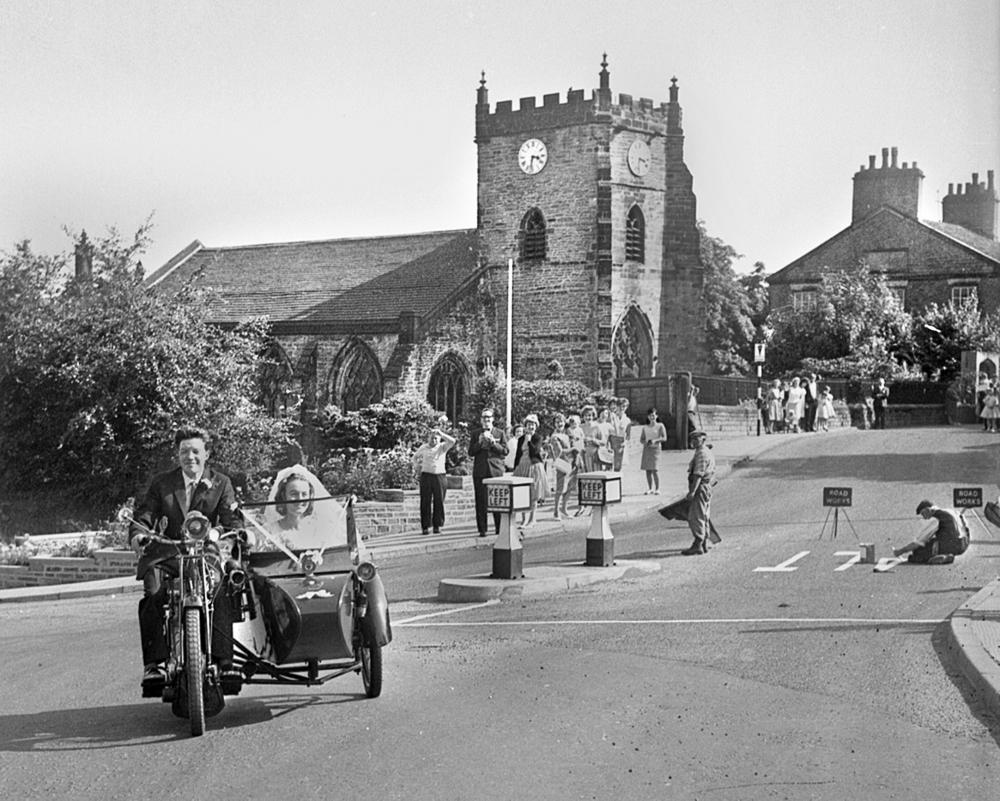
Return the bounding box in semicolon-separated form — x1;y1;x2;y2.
477;69;488;107
598;53;611;105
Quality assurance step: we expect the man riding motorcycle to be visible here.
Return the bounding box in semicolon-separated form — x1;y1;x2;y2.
129;426;242;692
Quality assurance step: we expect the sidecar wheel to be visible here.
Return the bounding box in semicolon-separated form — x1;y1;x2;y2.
184;608;206;736
360;642;382;698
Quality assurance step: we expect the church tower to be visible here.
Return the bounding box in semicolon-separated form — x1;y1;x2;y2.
475;57;707;389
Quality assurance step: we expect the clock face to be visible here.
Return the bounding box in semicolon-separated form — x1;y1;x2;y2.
627;140;651;177
518;138;548;174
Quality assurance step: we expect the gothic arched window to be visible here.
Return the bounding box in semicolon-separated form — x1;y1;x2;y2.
258;340;295;417
427;352;470;423
521;208;547;262
333;339;383;412
625;205;645;263
612;305;654;379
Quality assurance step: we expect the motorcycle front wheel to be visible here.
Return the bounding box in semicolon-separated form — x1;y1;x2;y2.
184;608;206;736
360;640;382;698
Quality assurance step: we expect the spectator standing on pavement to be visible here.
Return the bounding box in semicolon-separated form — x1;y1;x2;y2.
412;427;456;535
682;429;716;556
804;373;820;432
469;408;508;537
872;377;890;429
607;398;631;471
504;424;523;472
765;379;783;434
547;414;573;519
980;385;1000;432
580;405;606;472
892;499;970;564
686;385;701;444
565;414;585;516
785;377;806;433
639;407;667;494
816;385;836;432
512;413;548;529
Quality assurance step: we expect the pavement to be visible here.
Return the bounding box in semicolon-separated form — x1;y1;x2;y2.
3;426;1000;720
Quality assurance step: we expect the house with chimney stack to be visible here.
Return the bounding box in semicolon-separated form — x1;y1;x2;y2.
768;146;1000;314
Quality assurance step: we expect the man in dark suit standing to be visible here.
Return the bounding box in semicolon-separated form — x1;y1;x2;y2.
469;408;508;537
129;426;240;691
804;373;820;432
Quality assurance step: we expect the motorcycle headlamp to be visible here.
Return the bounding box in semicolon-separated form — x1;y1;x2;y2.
182;512;211;541
355;561;377;582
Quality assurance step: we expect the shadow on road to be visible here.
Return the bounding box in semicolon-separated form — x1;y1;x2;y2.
0;692;363;750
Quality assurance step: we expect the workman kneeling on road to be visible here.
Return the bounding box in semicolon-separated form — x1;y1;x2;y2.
892;499;970;564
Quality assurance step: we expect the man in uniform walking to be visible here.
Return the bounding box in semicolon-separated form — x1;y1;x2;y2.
682;429;716;555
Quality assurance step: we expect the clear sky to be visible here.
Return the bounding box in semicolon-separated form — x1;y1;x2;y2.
2;0;998;275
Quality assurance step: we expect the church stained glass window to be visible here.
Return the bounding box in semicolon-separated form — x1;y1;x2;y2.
335;340;383;412
612;305;653;379
428;353;469;423
521;208;547;261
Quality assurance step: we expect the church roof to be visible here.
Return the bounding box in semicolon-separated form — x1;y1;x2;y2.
770;207;1000;283
147;229;480;325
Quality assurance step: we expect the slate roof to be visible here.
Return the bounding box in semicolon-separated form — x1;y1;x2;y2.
770;207;1000;283
147;229;480;325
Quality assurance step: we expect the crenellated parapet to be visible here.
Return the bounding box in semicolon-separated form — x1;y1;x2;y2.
475;58;683;141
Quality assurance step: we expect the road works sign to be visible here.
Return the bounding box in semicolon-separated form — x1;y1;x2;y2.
823;487;852;507
953;487;983;508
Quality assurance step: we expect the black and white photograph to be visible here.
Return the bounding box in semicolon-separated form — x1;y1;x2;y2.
1;1;999;798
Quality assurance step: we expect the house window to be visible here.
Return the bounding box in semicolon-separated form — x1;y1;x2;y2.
951;285;978;307
792;290;818;312
625;205;645;263
521;208;547;261
888;285;906;309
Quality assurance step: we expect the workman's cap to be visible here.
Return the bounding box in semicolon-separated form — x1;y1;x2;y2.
689;429;707;440
915;499;934;515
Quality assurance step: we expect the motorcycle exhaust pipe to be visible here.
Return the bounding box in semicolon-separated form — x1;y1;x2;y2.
224;559;247;591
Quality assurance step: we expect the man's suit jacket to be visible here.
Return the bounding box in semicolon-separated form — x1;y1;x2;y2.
469;425;509;479
130;464;238;579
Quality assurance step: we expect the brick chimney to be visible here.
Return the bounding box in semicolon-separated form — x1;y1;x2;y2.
851;146;924;223
942;170;998;239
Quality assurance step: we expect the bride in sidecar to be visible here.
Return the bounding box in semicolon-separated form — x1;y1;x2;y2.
230;464;391;695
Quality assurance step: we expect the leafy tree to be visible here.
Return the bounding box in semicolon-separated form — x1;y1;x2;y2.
766;262;913;377
699;223;757;376
0;226;292;521
912;299;990;381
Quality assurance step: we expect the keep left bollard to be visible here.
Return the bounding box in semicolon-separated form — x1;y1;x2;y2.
483;476;534;579
577;471;622;566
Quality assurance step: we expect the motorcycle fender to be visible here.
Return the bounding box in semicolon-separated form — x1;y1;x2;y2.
362;574;392;646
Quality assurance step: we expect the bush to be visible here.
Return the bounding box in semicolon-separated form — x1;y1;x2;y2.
318;447;417;500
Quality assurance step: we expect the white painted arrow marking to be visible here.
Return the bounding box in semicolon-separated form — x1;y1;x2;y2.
834;551;862;571
753;550;810;572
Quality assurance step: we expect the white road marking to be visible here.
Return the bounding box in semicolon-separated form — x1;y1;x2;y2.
395;599;499;625
834;551;862;571
753;550;810;572
397;617;945;628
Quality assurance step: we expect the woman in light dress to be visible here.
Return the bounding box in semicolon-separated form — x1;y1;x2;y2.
512;413;549;528
981;385;1000;432
784;377;806;434
639;407;668;494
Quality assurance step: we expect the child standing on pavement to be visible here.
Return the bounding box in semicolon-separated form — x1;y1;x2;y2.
816;385;835;432
639;407;667;494
980;385;1000;432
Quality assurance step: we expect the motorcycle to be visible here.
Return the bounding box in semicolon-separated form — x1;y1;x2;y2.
129;510;246;736
125;491;392;737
